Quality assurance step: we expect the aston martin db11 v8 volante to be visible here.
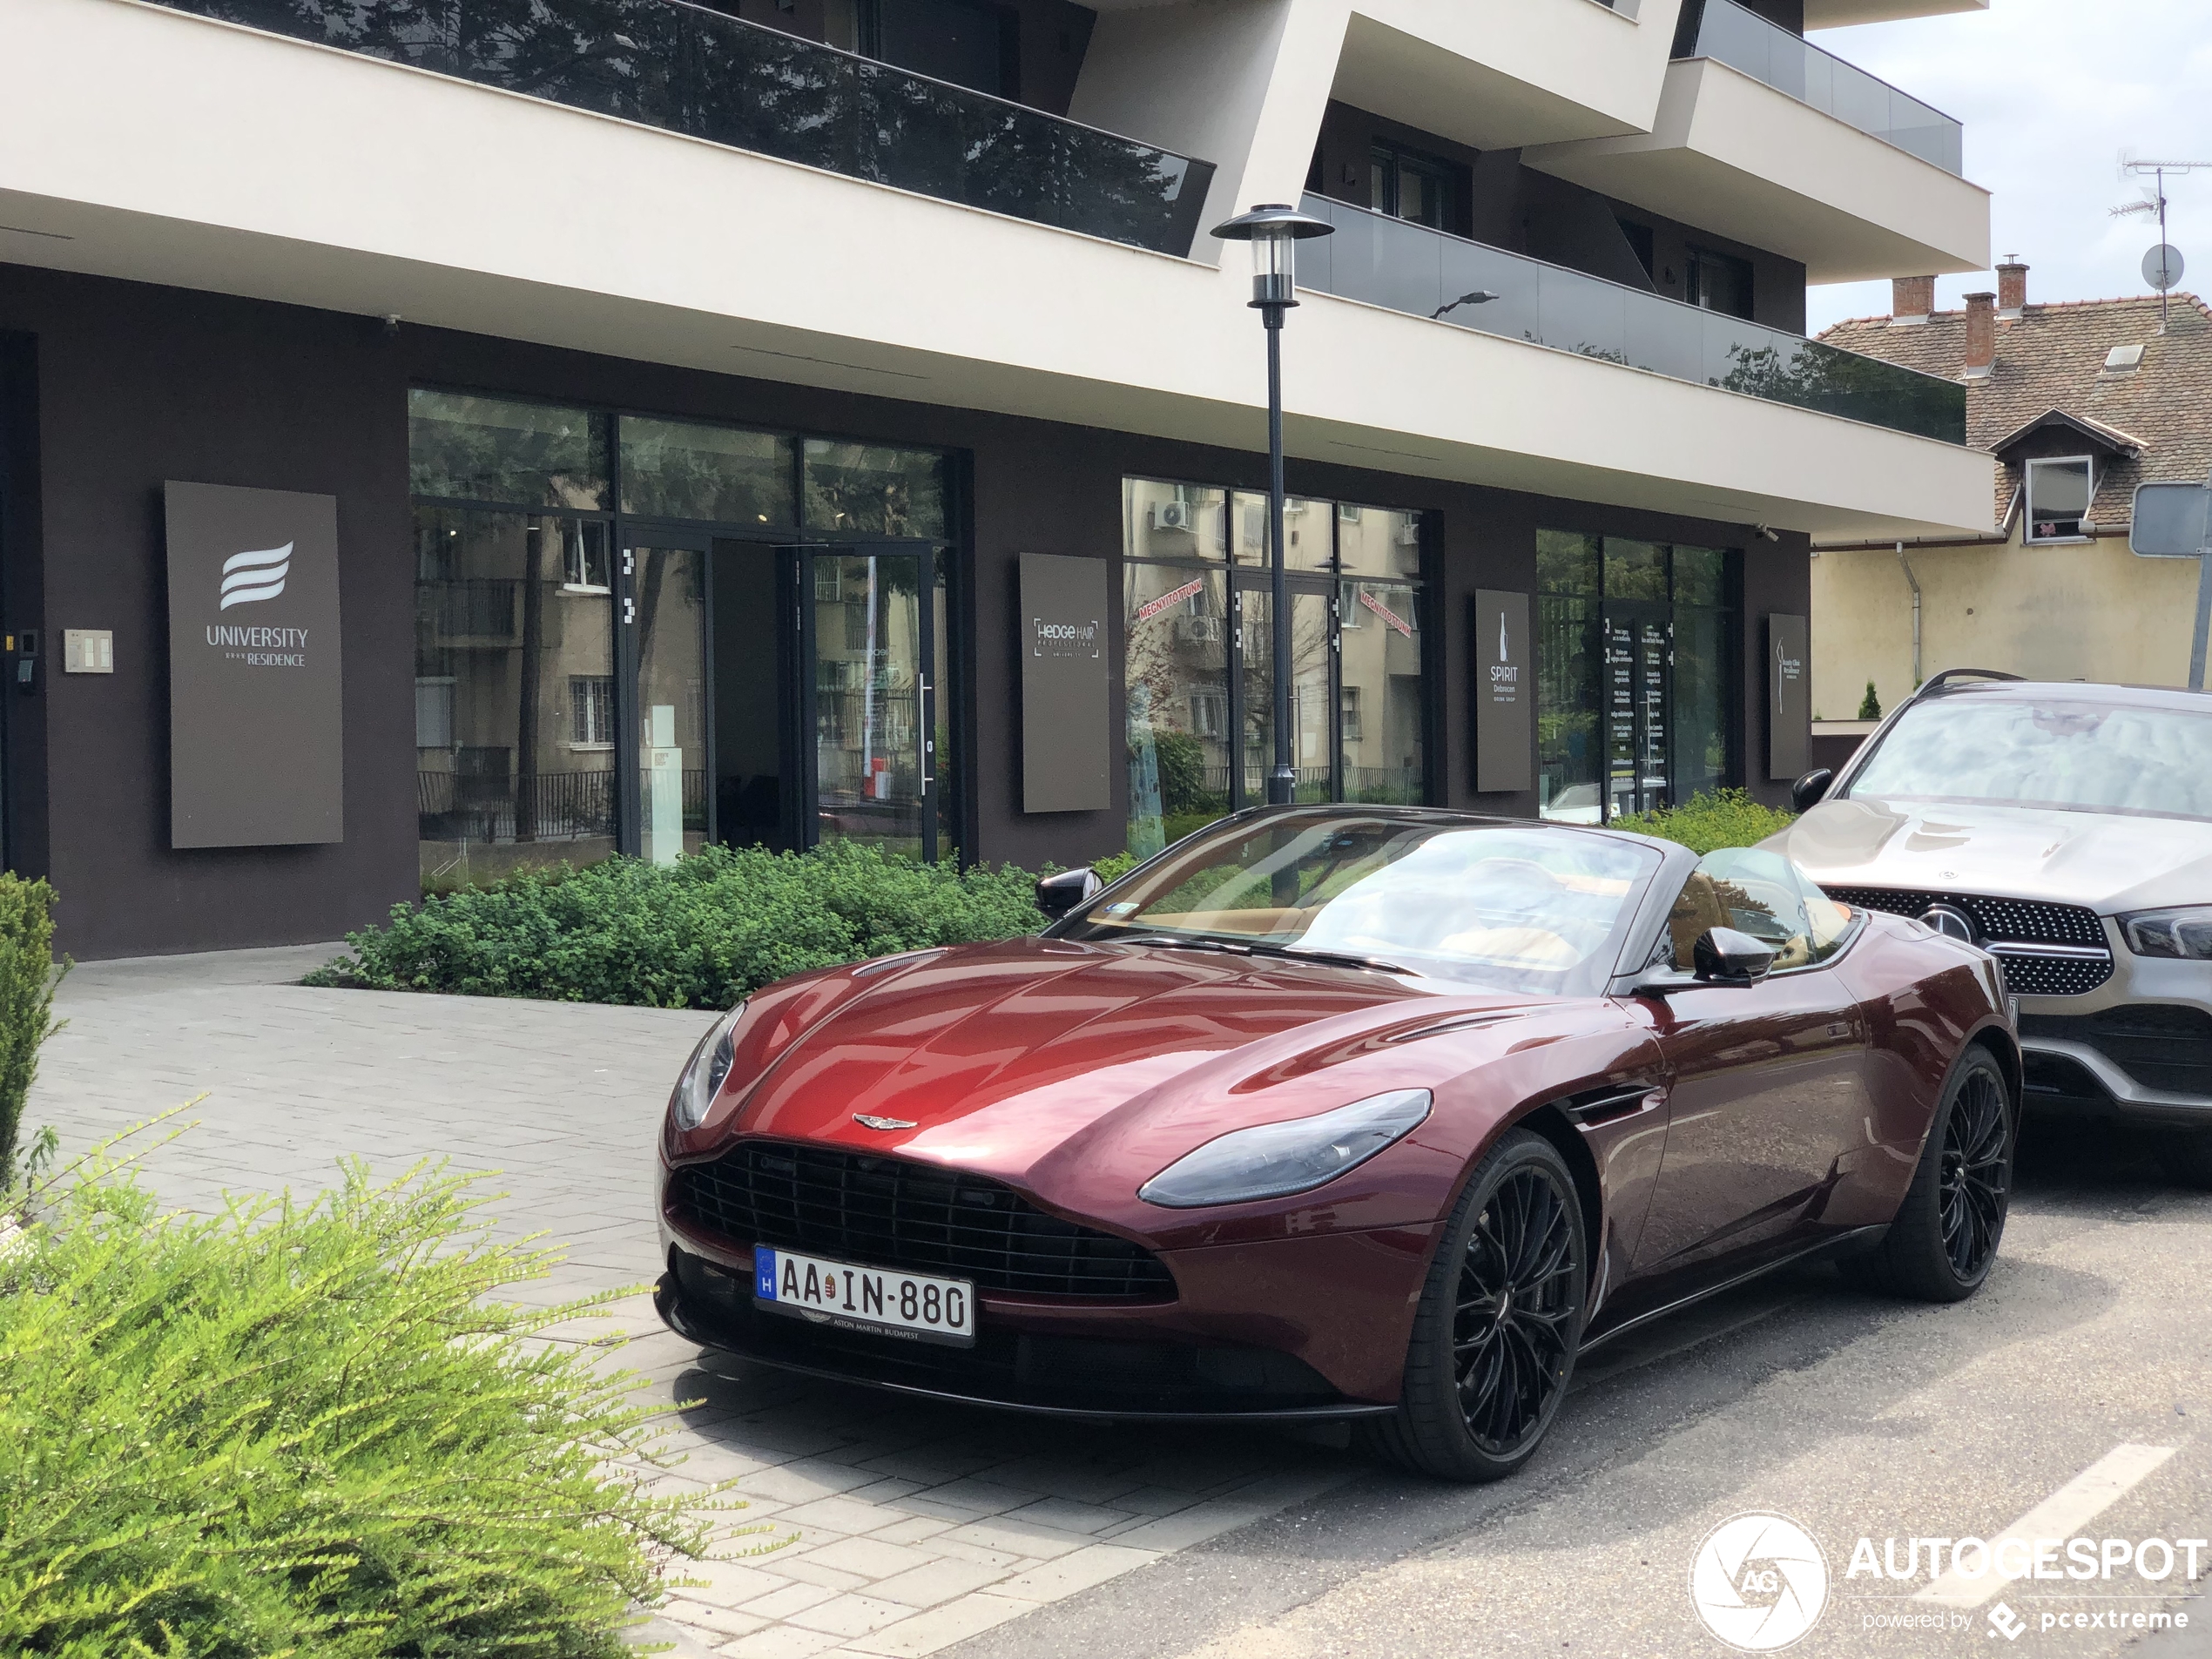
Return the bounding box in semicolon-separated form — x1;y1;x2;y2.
654;808;2020;1481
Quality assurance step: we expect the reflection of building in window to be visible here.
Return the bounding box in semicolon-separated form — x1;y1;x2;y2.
570;675;615;747
1340;685;1364;741
1191;691;1226;737
560;521;610;591
415;677;455;749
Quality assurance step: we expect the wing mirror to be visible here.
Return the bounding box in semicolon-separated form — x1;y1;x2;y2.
1633;925;1778;996
1790;768;1834;813
1035;867;1103;920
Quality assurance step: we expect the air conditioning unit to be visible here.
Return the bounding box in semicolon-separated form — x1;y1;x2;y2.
1395;521;1423;546
1152;499;1199;532
1178;615;1224;644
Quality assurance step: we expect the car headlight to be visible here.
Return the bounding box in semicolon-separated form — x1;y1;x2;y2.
2121;907;2212;961
1137;1089;1433;1209
671;1001;748;1131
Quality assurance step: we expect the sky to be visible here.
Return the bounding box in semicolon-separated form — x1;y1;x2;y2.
1803;0;2212;336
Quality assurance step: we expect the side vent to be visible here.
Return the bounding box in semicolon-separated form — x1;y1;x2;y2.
1557;1082;1662;1129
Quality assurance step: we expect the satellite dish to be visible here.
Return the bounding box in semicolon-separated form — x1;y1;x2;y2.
2144;244;2186;290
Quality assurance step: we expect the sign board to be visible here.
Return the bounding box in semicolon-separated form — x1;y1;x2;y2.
165;481;344;846
1473;590;1532;793
2130;482;2212;557
1019;552;1109;813
1766;613;1810;780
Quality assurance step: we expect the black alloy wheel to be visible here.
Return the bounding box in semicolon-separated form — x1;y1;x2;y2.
1366;1129;1588;1482
1844;1047;2015;1303
1938;1065;2011;1279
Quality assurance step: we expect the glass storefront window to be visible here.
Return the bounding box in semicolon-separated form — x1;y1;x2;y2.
1339;579;1424;803
813;551;930;859
408;391;610;509
803;440;950;538
414;506;616;891
1233;492;1332;570
1123;478;1227;563
1337;504;1423;578
622;418;795;526
1124;563;1232;858
633;545;708;866
1538;530;1735;823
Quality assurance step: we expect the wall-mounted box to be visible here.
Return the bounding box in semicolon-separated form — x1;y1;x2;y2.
64;629;114;673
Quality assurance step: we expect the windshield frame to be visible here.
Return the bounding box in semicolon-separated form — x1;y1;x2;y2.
1835;688;2212;824
1049;807;1672;999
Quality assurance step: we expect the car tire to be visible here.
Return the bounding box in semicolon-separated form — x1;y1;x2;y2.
1851;1047;2014;1303
1363;1128;1588;1483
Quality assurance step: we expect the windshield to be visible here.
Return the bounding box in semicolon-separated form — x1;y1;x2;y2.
1061;813;1661;995
1844;695;2212;820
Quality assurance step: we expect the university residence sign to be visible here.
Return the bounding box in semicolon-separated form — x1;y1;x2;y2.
165;481;344;847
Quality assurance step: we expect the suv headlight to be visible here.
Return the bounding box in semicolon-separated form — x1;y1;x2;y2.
671;1001;747;1131
1138;1089;1432;1209
2120;907;2212;961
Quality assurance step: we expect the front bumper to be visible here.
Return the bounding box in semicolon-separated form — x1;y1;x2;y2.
2018;954;2212;1124
655;1214;1440;1420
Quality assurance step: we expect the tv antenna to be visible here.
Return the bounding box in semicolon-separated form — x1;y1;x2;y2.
2115;158;2209;333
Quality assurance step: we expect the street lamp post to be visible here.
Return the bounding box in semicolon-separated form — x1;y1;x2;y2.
1210;203;1335;806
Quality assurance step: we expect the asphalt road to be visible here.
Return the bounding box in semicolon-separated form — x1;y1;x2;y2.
947;1116;2212;1659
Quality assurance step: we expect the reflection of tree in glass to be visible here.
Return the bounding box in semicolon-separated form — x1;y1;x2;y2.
1715;341;1964;442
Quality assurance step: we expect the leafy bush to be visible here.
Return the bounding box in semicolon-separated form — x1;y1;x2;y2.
1611;787;1797;855
1858;679;1883;720
0;1151;717;1657
0;873;65;1190
311;840;1049;1008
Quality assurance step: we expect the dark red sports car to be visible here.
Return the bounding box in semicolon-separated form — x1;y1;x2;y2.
654;807;2019;1480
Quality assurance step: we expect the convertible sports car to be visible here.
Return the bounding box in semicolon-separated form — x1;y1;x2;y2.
654;807;2019;1481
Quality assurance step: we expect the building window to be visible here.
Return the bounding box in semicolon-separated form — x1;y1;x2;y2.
2026;456;2094;542
1123;477;1432;856
415;678;455;749
1687;246;1754;320
1370;141;1459;233
570;675;616;748
1537;530;1737;824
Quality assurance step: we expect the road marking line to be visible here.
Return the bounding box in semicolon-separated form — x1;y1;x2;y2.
1914;1443;2177;1608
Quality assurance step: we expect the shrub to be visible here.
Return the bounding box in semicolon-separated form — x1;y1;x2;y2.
0;1152;718;1657
310;841;1050;1008
0;873;65;1190
1611;787;1797;855
1858;679;1883;720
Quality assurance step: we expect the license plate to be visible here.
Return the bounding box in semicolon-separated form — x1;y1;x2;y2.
752;1245;975;1348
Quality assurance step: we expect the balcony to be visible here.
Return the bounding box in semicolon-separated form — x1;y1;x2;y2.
1675;0;1962;172
148;0;1217;258
1296;194;1966;443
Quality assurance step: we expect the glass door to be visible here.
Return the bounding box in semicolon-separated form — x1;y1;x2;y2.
625;536;711;865
805;547;935;861
1602;601;1671;820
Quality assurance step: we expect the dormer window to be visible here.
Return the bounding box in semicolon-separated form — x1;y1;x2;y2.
2025;456;2094;543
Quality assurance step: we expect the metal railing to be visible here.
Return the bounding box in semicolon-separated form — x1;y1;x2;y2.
158;0;1217;257
418;578;517;640
1675;0;1963;174
1297;194;1967;444
418;766;705;841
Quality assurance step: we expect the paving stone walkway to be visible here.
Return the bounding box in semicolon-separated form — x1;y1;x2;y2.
30;948;1359;1658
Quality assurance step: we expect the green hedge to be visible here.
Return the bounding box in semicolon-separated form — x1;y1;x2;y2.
1610;787;1797;855
310;841;1051;1008
0;873;64;1190
0;1156;717;1656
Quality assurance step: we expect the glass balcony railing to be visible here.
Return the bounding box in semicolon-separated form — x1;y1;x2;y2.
1296;195;1967;444
155;0;1217;258
1674;0;1964;174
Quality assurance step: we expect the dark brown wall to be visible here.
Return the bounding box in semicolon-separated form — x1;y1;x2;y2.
0;261;1799;957
0;332;48;885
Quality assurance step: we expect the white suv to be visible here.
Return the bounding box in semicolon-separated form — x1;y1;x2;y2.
1766;672;2212;1180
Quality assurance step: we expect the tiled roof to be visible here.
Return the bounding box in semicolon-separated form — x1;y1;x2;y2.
1819;292;2212;530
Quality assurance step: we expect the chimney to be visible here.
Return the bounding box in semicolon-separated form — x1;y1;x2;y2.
1962;291;1996;378
1892;274;1934;325
1997;258;2028;320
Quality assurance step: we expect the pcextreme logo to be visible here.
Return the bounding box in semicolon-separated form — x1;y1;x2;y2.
1690;1512;1830;1650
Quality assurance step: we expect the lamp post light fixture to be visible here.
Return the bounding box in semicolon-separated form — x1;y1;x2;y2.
1210;201;1336;806
1432;289;1499;320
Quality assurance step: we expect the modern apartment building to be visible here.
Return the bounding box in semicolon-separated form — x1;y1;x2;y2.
0;0;1994;957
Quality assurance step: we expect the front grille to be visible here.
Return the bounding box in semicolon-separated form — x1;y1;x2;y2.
2021;1005;2212;1095
669;1141;1176;1301
1824;886;2114;996
1824;887;2107;948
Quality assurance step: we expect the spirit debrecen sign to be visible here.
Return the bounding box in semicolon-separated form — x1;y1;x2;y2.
165;481;344;847
1019;552;1109;813
1474;590;1533;793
